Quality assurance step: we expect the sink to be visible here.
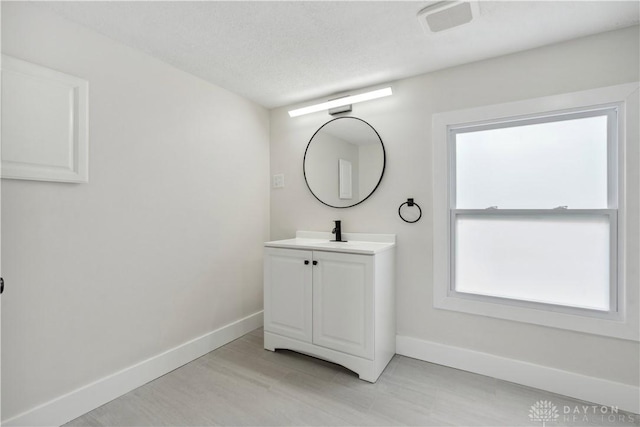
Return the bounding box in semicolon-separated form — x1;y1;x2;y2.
264;231;395;255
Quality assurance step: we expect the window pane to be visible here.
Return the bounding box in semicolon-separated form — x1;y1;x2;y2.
455;114;609;209
454;214;610;311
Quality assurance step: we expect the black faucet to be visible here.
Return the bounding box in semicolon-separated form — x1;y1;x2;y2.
331;220;346;242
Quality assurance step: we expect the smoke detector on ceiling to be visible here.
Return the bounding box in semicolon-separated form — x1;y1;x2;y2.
417;1;479;34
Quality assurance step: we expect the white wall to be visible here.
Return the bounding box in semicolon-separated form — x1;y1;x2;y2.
271;25;640;388
1;2;269;421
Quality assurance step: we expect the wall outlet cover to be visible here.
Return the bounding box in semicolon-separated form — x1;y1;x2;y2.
273;173;285;188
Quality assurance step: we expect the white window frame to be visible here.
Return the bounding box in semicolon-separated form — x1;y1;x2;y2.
450;108;618;318
432;83;639;341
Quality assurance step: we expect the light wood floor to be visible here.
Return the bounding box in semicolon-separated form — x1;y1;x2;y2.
67;328;639;426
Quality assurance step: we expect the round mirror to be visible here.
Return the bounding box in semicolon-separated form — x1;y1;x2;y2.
303;117;385;208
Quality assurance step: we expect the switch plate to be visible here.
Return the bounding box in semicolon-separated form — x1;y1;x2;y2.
273;173;285;188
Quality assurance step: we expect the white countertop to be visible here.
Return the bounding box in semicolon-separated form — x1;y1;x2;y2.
265;231;396;255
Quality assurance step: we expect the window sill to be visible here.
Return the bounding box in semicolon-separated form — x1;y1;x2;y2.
434;291;637;341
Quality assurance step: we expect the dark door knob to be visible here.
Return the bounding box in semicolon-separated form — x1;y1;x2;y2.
312;261;318;266
0;277;4;295
304;260;309;265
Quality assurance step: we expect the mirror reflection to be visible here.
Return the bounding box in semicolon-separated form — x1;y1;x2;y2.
304;117;385;208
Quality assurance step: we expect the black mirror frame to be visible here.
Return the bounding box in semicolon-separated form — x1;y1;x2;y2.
303;116;386;209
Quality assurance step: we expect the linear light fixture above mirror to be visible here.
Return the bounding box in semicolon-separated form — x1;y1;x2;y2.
288;87;393;118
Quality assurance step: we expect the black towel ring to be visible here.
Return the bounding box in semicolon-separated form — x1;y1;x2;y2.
398;198;422;223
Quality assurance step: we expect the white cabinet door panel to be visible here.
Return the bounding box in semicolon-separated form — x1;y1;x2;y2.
264;248;313;342
312;251;374;359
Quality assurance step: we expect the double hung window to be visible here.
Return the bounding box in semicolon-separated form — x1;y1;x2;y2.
432;83;639;340
450;108;618;316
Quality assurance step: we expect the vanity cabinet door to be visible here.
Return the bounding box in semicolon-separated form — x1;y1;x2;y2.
312;251;374;359
264;248;313;343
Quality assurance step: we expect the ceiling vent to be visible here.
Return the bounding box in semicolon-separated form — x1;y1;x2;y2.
417;1;479;33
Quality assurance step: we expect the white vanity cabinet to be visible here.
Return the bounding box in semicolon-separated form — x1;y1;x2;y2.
263;231;395;382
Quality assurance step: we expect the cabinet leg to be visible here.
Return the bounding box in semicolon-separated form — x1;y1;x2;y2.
263;333;276;352
357;373;378;383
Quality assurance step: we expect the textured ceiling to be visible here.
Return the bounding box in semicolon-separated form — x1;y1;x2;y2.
40;1;639;109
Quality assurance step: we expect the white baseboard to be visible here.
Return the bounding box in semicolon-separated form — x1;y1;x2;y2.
3;311;264;427
396;335;640;414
